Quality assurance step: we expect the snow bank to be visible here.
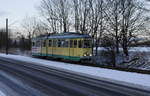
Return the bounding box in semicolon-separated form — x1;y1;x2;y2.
94;47;150;52
0;53;150;88
129;47;150;52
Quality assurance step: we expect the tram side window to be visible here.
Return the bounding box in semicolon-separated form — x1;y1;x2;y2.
49;40;52;47
74;40;77;48
43;40;46;47
58;40;61;47
61;40;65;47
32;42;35;47
78;40;82;48
83;40;91;48
53;40;57;47
70;40;73;48
36;41;40;47
64;40;69;47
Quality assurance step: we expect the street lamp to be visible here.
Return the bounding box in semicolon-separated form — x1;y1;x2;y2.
5;19;18;55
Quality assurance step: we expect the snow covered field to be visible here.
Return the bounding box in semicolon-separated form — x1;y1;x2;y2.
0;53;150;89
93;47;150;70
94;47;150;52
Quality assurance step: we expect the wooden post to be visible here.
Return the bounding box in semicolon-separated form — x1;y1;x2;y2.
6;18;8;55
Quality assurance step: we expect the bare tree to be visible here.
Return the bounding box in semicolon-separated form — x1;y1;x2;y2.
101;35;116;67
0;28;13;50
0;29;7;49
105;0;150;56
104;0;123;54
34;21;50;36
40;0;71;33
72;0;80;33
72;0;92;34
22;17;39;49
88;0;107;56
119;0;150;56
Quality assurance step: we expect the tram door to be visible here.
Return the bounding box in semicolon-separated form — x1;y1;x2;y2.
69;40;74;57
48;40;53;56
41;40;47;56
73;40;78;57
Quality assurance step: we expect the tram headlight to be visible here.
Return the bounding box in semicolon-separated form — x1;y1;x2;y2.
83;54;87;56
84;53;92;56
89;54;92;56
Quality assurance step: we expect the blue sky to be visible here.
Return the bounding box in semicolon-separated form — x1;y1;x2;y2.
0;0;41;28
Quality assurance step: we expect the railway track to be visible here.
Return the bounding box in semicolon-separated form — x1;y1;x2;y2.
0;57;149;96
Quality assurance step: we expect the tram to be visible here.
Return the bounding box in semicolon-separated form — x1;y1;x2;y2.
32;32;92;61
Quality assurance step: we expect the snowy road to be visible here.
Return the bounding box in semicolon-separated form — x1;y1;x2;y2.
0;57;149;96
0;70;48;96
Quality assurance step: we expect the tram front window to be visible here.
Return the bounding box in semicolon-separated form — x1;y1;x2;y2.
83;40;91;48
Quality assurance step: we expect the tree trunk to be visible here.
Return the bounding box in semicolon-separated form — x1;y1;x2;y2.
95;33;98;56
63;21;67;33
28;32;32;50
111;50;116;67
115;20;119;53
123;38;128;56
116;36;119;53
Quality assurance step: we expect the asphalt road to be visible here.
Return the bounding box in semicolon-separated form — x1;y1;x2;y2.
0;57;149;96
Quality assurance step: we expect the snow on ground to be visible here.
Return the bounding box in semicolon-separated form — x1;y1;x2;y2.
0;53;150;89
94;47;150;52
0;71;48;96
0;71;19;96
129;47;150;52
0;90;6;96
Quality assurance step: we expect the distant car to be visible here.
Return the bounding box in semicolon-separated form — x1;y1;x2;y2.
32;32;92;61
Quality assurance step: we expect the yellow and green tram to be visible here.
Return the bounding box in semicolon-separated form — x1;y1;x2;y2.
32;32;92;61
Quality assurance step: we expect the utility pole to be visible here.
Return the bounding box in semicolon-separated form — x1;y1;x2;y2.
6;18;8;55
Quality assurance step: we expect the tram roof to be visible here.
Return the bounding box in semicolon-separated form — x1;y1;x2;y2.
48;33;91;39
33;32;91;40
